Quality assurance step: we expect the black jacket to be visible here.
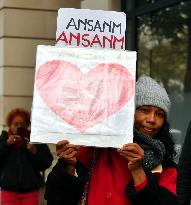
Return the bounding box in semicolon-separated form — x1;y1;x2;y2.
45;158;177;205
126;162;177;205
45;159;88;205
177;121;191;205
0;130;53;192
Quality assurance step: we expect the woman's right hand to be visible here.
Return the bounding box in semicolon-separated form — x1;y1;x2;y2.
7;135;21;145
56;140;79;175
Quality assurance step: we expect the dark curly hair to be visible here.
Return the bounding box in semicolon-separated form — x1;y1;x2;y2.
6;108;31;127
155;120;176;163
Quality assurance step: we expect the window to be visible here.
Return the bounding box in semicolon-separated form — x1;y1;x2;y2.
136;0;158;8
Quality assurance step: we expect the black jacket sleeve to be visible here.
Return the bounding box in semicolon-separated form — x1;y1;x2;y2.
0;131;13;163
27;144;53;171
45;159;88;205
126;171;178;205
177;121;191;205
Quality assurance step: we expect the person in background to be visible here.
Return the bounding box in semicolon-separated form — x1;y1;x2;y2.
45;76;177;205
177;121;191;205
0;108;53;205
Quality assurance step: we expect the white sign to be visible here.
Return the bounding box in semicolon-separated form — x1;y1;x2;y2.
30;45;136;148
56;8;126;50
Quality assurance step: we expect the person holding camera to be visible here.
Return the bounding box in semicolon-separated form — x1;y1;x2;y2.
0;108;53;205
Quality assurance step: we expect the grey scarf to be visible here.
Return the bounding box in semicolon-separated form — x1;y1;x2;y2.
133;129;166;172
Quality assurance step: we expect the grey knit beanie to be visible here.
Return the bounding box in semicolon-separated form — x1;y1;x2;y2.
136;75;171;115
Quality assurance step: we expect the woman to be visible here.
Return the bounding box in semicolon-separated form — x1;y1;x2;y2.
45;76;177;205
0;108;53;205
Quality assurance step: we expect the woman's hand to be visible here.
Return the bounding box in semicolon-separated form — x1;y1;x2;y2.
56;140;79;175
118;143;146;185
118;143;144;171
7;135;21;145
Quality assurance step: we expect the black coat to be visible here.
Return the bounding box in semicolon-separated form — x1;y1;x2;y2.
177;121;191;205
45;159;88;205
0;131;53;192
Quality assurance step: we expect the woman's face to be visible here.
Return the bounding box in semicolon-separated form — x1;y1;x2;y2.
134;105;165;137
10;115;27;134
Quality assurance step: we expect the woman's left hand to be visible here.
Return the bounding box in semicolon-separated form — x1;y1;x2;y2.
26;143;37;155
118;143;147;185
118;143;144;172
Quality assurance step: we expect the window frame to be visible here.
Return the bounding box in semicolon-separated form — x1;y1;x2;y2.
121;0;189;50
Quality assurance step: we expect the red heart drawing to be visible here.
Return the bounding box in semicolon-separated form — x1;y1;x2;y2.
36;60;134;132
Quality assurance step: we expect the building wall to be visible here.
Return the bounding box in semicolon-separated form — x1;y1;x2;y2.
0;0;81;131
81;0;121;11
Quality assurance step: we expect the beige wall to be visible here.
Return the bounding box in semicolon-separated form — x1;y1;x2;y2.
0;0;81;130
81;0;121;11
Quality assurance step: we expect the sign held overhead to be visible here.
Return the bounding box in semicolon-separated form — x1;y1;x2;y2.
56;8;126;49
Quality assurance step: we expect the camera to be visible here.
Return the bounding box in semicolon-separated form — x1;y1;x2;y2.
17;127;30;143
